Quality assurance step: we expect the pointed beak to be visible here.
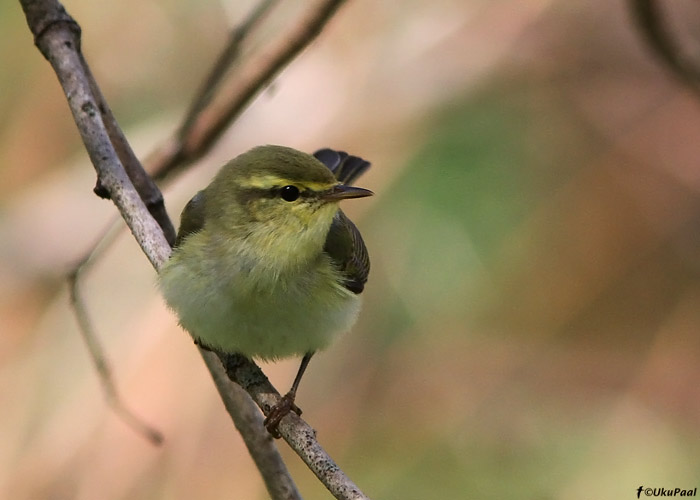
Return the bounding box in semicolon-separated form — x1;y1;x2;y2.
321;184;374;201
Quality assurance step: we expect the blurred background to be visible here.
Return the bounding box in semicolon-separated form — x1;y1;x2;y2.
2;0;700;498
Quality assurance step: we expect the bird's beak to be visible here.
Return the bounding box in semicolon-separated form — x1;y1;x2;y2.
321;184;374;201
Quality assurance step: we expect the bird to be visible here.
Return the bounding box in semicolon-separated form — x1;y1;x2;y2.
158;145;372;435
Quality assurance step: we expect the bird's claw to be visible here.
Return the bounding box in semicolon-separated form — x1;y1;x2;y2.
264;392;302;438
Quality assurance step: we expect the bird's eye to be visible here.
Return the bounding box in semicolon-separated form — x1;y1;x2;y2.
280;185;300;202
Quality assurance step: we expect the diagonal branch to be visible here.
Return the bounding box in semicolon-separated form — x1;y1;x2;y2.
202;350;301;500
218;352;370;500
19;0;296;497
88;70;177;247
19;1;369;499
147;0;347;180
20;0;171;269
20;1;176;246
68;218;164;445
177;0;280;141
61;0;282;430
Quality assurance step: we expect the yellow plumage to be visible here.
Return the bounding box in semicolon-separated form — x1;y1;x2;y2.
158;145;370;360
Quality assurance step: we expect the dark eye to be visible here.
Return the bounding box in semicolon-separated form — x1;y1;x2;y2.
280;185;300;202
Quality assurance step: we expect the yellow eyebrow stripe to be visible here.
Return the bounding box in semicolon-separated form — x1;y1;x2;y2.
238;175;335;192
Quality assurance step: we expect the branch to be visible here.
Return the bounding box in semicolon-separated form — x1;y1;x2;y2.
201;350;301;500
68;219;164;445
177;0;280;141
60;0;281;423
19;1;297;497
220;353;370;500
89;73;177;247
20;0;171;269
20;1;370;499
20;0;176;245
147;0;348;180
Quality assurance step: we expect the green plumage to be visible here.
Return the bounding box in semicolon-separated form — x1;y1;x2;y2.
158;145;372;360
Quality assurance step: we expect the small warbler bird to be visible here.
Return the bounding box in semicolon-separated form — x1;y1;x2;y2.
158;145;372;435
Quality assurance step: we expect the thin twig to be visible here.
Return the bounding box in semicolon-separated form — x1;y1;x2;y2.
148;0;348;180
178;0;280;139
20;1;369;498
68;222;164;445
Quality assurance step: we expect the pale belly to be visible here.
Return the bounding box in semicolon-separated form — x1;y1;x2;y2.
159;253;361;360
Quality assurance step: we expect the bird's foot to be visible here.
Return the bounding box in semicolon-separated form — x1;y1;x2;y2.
264;392;302;438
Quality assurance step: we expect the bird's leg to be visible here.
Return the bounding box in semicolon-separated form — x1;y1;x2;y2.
264;351;314;438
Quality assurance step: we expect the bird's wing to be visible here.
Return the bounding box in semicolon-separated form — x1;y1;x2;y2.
174;190;206;248
313;148;371;186
315;148;372;293
323;209;370;294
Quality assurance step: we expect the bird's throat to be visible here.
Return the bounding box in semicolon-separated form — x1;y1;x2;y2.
241;209;336;273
